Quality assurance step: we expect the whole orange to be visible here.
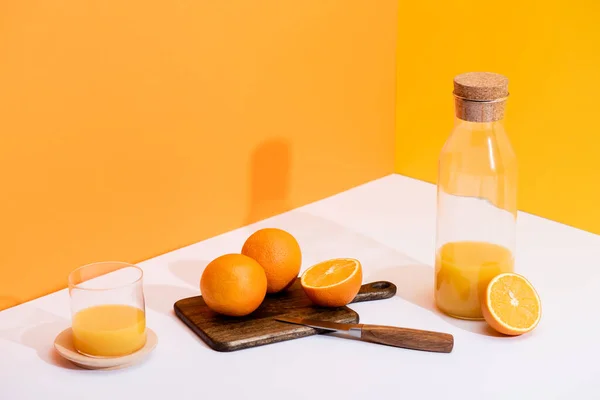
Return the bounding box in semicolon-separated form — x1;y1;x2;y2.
241;228;302;293
200;253;267;317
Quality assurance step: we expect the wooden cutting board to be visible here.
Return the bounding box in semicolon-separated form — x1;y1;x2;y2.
174;278;396;352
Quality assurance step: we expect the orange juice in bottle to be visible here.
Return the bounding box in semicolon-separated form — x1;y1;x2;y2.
435;72;517;320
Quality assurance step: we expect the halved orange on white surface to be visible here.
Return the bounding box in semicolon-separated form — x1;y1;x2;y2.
481;272;542;336
300;258;362;307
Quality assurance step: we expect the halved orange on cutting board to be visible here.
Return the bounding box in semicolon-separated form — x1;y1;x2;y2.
481;272;542;336
300;258;362;307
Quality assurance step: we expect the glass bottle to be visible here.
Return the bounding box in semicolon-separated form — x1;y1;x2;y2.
435;72;517;320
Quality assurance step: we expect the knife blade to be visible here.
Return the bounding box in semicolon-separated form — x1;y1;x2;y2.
275;316;454;353
276;317;363;336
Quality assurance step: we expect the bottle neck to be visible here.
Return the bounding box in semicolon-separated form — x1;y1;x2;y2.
453;117;505;132
454;97;507;123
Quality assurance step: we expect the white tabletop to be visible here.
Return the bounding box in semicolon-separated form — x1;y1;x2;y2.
1;174;599;400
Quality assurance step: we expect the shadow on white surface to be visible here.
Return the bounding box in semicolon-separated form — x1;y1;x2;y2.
144;284;198;316
143;284;210;347
0;308;82;370
265;211;504;337
153;210;506;340
369;266;504;337
369;265;435;310
168;260;210;288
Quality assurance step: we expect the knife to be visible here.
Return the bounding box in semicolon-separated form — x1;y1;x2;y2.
275;316;454;353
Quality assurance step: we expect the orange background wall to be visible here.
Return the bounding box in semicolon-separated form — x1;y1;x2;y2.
395;0;600;234
0;1;398;310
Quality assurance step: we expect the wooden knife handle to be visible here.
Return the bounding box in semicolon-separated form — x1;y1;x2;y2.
360;324;454;353
351;281;397;303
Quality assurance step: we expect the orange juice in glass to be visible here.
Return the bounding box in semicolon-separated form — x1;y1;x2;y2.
68;262;147;357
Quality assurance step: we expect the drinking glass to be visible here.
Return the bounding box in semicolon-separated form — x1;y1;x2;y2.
68;261;147;357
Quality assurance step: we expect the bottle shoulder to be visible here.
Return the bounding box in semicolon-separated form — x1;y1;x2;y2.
439;121;517;177
442;121;515;158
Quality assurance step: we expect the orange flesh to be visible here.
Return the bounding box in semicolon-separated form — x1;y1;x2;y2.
488;274;540;330
302;259;358;287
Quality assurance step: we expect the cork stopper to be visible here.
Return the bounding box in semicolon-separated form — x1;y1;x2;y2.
453;72;509;122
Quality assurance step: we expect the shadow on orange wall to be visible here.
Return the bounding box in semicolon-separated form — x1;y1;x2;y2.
245;139;292;225
0;0;397;310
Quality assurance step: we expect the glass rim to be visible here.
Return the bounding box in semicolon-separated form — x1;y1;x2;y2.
68;261;143;292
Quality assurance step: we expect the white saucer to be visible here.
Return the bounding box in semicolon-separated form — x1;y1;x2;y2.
54;328;158;370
